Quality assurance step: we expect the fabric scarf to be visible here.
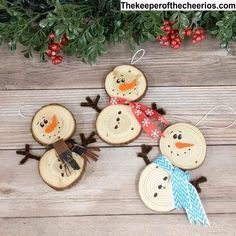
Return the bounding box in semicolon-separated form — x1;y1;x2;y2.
153;155;209;225
109;97;168;139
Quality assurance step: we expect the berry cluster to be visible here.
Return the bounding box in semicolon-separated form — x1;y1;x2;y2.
46;33;68;65
157;20;206;49
157;20;182;49
190;28;205;44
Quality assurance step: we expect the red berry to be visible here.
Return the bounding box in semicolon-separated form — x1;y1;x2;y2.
163;20;170;26
170;34;176;40
61;35;68;45
50;43;61;52
51;55;56;60
173;44;180;49
195;29;201;35
171;40;177;46
46;49;52;57
49;33;55;40
199;28;204;34
192;39;197;44
51;51;56;56
186;29;192;37
196;36;202;41
52;55;63;65
175;37;181;44
163;41;170;47
164;25;172;33
161;35;170;42
201;34;206;40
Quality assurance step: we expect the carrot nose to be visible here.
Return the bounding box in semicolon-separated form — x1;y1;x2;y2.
119;79;136;91
175;142;194;149
45;115;57;133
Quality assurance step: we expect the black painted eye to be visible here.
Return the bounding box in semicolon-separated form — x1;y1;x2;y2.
116;79;120;83
163;176;168;181
121;78;125;83
40;122;44;128
178;134;182;140
118;111;122;115
44;119;48;124
173;134;177;139
154;193;158;197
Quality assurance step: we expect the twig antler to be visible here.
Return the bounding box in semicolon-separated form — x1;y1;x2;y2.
137;144;152;165
16;144;41;165
190;176;207;193
80;95;102;113
152;103;166;115
80;131;97;147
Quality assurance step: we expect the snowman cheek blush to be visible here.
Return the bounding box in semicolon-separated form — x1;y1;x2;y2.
159;123;207;170
96;104;141;144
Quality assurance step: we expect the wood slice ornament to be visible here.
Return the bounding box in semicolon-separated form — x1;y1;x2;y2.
39;149;86;190
159;123;206;170
105;65;147;101
139;162;175;212
96;104;141;144
17;104;99;191
31;104;76;145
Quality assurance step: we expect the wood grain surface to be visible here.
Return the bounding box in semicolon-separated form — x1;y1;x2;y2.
0;38;236;235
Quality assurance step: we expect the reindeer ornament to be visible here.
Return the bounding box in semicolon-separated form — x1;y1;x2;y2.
81;65;168;145
17;104;100;191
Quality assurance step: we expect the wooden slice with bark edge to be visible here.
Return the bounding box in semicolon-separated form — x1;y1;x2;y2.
105;65;147;101
39;149;86;191
31;104;76;146
96;104;141;145
159;123;207;170
139;163;175;212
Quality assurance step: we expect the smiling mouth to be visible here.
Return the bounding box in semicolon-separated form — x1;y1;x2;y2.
45;115;58;133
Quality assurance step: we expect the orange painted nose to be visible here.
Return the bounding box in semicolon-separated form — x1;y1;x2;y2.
119;79;136;91
175;142;194;149
45;115;57;133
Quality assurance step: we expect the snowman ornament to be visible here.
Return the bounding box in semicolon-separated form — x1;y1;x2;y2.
16;104;100;191
159;123;207;170
138;145;209;225
81;65;168;145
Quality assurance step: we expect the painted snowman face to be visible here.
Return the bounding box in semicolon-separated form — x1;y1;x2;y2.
32;104;76;145
39;149;86;190
139;163;175;212
160;123;206;170
105;65;147;101
96;105;141;144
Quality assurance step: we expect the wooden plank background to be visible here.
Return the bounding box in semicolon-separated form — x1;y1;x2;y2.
0;38;236;235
